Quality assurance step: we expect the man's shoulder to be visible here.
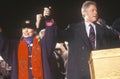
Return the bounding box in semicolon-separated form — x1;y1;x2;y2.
68;21;84;29
70;21;83;25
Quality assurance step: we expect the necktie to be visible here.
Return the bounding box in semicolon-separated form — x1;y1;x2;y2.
89;24;95;49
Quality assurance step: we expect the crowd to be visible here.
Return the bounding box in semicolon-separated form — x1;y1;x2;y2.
0;1;120;79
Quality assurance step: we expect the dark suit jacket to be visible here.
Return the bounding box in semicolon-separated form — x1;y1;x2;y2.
63;21;108;79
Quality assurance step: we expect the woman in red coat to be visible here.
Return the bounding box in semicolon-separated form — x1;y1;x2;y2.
0;19;44;79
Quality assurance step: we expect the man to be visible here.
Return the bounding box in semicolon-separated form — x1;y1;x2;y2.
0;19;44;79
63;1;109;79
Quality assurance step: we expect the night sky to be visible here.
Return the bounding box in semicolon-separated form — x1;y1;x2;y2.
0;0;120;38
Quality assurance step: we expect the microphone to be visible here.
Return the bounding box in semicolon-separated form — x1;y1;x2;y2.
96;18;110;29
97;18;120;36
97;18;112;29
96;18;106;26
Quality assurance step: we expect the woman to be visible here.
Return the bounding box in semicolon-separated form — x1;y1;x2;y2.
36;6;58;79
0;19;44;79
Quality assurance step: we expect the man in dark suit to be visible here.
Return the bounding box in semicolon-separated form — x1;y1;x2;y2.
63;1;110;79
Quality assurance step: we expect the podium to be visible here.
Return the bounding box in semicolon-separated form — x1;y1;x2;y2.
89;48;120;79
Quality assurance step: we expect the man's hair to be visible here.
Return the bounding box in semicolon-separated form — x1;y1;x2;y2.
81;1;97;18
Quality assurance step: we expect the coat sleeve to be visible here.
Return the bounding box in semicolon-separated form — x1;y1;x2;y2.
0;32;19;65
0;32;4;53
57;24;74;42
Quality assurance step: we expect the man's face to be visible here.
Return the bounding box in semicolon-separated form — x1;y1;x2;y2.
84;5;98;23
22;28;34;38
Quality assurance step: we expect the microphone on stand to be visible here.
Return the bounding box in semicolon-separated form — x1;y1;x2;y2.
96;18;110;29
96;18;120;40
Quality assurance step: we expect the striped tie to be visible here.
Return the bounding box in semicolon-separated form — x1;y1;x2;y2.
89;24;95;49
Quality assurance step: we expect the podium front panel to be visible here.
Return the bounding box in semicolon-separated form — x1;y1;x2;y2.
89;48;120;79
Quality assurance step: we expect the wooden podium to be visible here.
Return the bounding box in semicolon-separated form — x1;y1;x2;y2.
89;48;120;79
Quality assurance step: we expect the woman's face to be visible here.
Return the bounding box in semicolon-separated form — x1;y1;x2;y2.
22;28;34;38
43;7;51;17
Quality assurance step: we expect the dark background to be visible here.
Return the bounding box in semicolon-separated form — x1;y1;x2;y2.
0;0;120;38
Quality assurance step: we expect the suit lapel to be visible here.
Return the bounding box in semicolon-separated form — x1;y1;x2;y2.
77;22;91;47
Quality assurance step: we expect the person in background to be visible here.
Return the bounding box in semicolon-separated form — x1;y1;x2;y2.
36;6;58;79
36;6;55;33
111;18;120;47
55;42;68;66
55;42;68;79
112;18;120;34
96;17;120;48
0;19;44;79
49;48;65;79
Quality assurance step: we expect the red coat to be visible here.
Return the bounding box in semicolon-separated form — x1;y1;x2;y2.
18;38;44;79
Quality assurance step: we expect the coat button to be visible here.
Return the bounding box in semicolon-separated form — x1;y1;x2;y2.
81;57;84;60
82;46;85;50
81;69;84;72
29;67;32;70
28;55;32;58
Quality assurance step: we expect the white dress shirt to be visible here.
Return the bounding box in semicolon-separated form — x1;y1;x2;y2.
85;22;96;48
